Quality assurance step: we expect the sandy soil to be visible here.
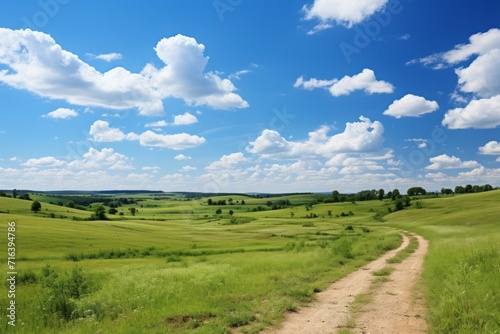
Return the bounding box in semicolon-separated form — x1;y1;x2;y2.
263;232;428;334
352;233;428;334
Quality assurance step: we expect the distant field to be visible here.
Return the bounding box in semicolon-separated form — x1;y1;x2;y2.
0;191;498;333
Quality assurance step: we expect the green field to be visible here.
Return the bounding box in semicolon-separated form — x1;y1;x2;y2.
0;191;498;333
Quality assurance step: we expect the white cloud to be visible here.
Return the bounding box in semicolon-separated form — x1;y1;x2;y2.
383;94;439;118
144;34;249;110
142;166;161;171
173;112;198;126
0;29;248;116
295;69;394;97
95;53;122;62
247;116;385;159
174;154;192;160
229;69;251;80
443;28;500;64
180;166;197;172
294;76;336;90
22;156;66;167
455;49;500;98
479;141;500;155
145;120;168;128
303;0;389;29
442;95;500;129
138;131;206;150
89;120;137;142
425;154;480;170
206;152;248;170
42;108;78;119
67;148;133;170
410;28;500;68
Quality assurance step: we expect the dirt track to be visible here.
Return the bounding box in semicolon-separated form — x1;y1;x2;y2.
264;232;428;334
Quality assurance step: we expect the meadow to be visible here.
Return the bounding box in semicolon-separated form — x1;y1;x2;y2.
0;190;498;333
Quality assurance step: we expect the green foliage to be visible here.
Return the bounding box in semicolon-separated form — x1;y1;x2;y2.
31;200;41;212
90;204;108;220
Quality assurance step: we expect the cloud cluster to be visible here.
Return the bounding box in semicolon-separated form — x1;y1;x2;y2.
89;120;205;149
425;154;480;170
411;29;500;129
247;116;385;158
42;108;78;119
303;0;389;31
0;29;248;116
295;69;394;97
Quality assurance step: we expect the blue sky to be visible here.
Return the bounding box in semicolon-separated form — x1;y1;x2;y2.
0;0;499;193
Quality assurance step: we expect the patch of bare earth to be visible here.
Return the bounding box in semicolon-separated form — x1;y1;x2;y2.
263;232;428;334
351;233;428;334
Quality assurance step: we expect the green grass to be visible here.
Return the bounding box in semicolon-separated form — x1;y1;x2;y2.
386;234;419;264
371;266;395;277
1;191;499;333
0;194;402;333
385;191;500;334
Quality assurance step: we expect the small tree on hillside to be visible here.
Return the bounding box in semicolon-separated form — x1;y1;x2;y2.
31;200;42;212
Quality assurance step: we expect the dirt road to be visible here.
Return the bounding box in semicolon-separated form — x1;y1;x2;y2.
264;232;428;334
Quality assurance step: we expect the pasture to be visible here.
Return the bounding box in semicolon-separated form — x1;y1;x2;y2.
0;190;498;333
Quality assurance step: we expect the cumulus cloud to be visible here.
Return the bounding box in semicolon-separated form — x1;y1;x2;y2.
410;28;500;68
442;95;500;129
145;120;168;128
479;141;500;155
173;112;198;126
144;34;249;110
302;0;389;30
455;49;500;98
89;120;137;142
180;166;197;172
174;154;192;160
383;94;439;118
67;148;133;170
138;131;206;150
425;154;480;170
295;69;394;97
206;152;248;170
247;116;385;159
0;29;248;116
22;156;66;167
42;108;78;119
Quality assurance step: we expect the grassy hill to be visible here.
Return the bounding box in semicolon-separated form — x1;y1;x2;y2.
384;190;500;334
0;191;498;333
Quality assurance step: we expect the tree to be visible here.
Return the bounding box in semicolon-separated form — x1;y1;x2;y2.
66;200;75;208
108;208;118;215
241;199;245;205
31;200;42;212
91;205;107;220
407;187;427;196
391;189;400;200
207;199;213;205
215;209;222;215
12;189;17;199
465;184;473;193
455;185;465;194
19;193;31;200
378;189;385;201
129;207;136;216
394;199;404;211
229;210;234;216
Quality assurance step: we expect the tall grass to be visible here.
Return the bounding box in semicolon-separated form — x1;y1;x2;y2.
386;191;500;333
